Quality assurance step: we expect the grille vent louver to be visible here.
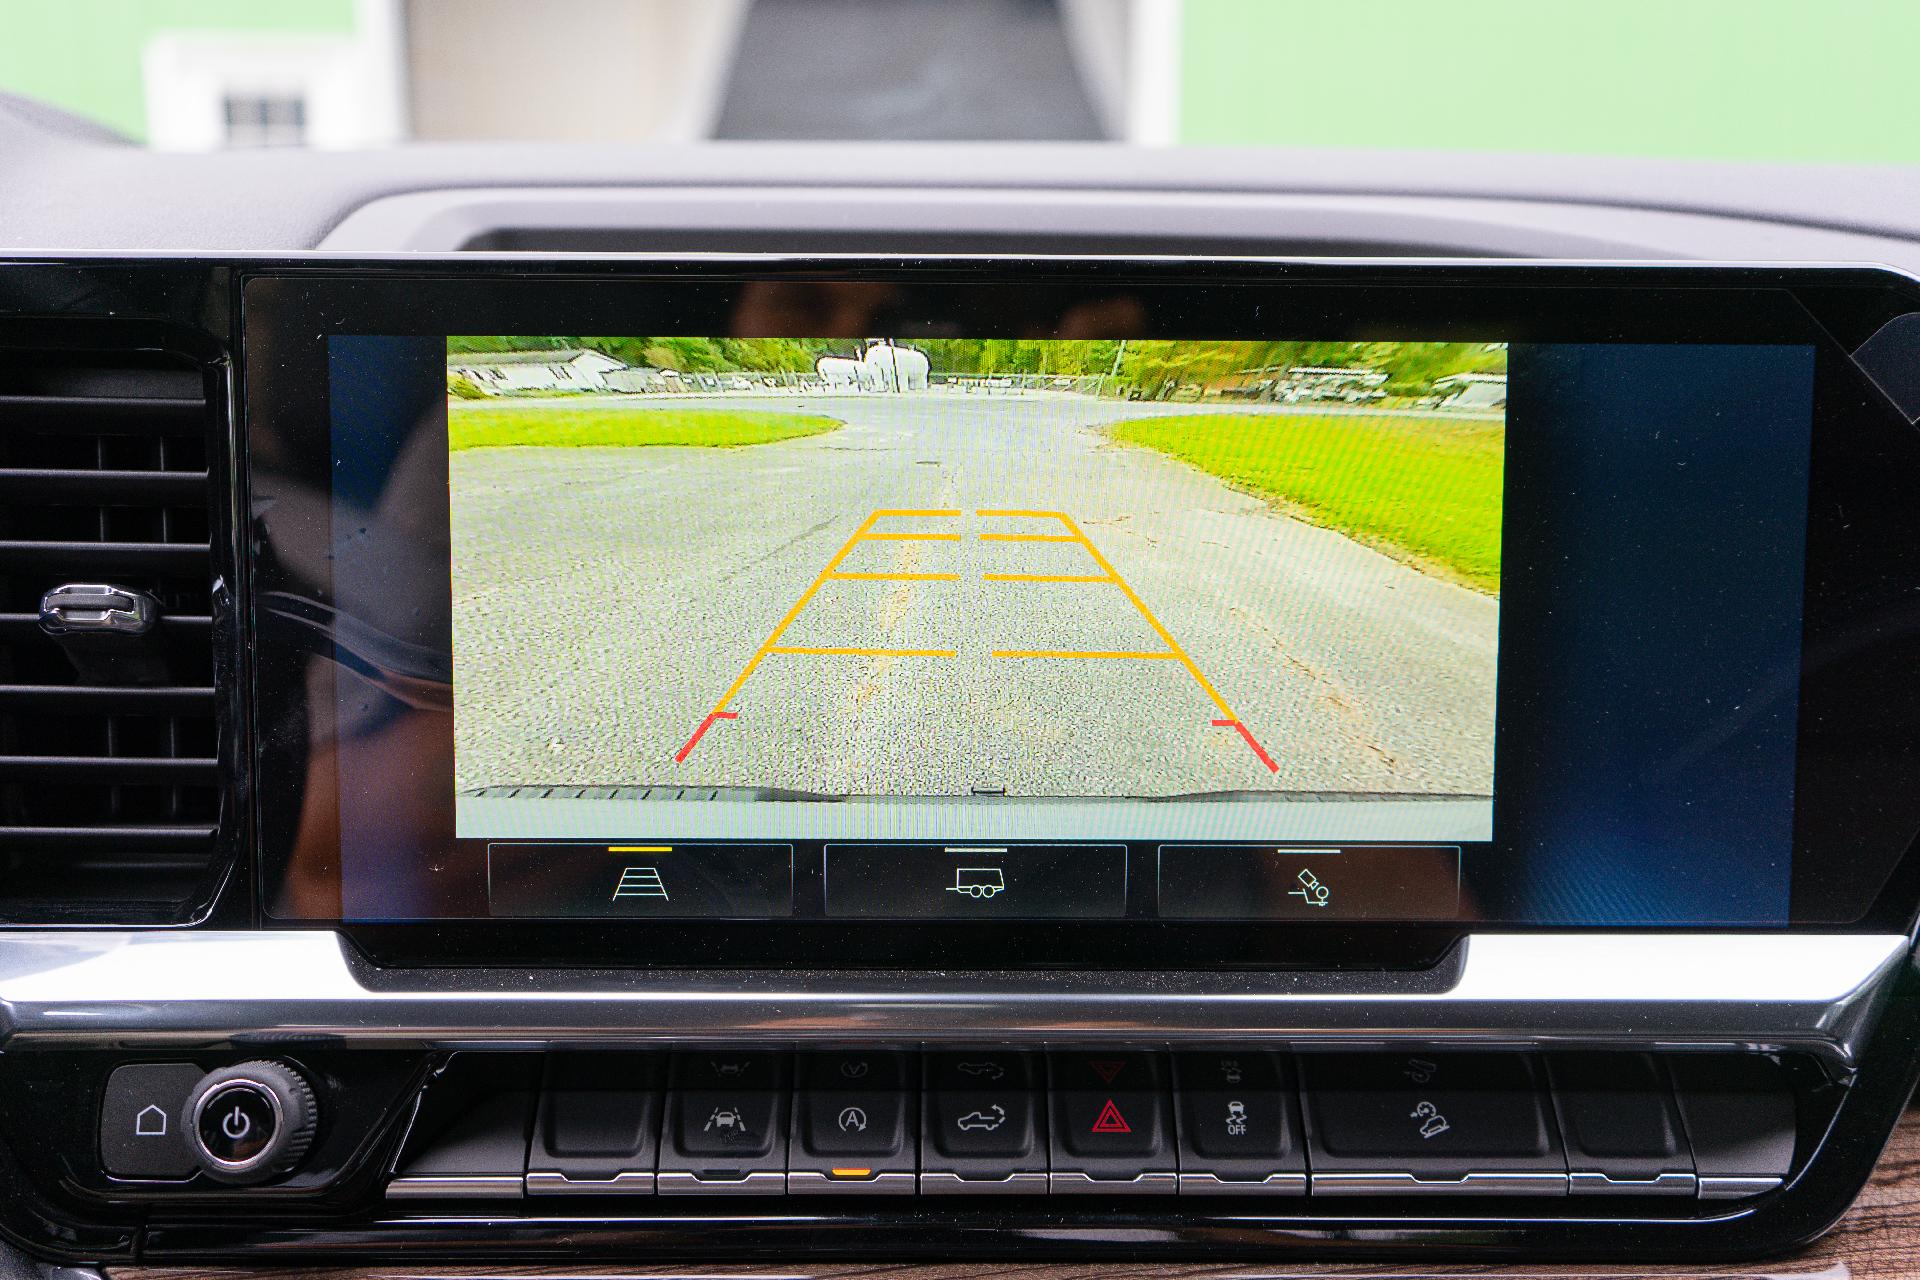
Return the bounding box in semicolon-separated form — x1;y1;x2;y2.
0;344;223;924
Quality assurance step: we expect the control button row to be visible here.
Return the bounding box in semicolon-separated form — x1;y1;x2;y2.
385;1050;1795;1202
482;841;1460;921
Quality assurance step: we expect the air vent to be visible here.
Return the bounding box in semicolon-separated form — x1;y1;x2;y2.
0;342;224;924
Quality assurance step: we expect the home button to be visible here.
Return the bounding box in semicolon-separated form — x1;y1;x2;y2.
100;1063;204;1180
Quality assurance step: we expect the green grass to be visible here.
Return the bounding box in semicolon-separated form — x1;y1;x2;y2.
448;403;842;451
1109;411;1504;593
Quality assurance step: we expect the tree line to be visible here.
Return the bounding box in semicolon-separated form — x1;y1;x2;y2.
447;336;1506;396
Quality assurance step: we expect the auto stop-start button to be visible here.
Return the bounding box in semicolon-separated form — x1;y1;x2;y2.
196;1081;280;1166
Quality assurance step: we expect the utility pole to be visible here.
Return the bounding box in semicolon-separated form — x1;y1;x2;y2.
1099;339;1127;398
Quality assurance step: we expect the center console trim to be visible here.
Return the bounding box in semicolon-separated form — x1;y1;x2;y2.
0;932;1901;1065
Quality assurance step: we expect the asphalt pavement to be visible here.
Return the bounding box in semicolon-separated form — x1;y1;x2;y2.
449;392;1498;799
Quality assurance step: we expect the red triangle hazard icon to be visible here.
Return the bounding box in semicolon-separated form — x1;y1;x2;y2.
1090;1098;1132;1134
1088;1059;1126;1085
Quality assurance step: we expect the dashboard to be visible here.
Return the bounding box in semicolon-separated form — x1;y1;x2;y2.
0;250;1918;1276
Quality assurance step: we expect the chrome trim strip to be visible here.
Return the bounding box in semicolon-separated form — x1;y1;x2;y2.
0;932;1903;1063
524;1169;654;1196
1049;1170;1180;1195
1699;1175;1784;1200
1177;1171;1308;1195
655;1171;787;1195
1568;1170;1697;1197
384;1174;524;1201
787;1170;917;1195
918;1171;1049;1195
1312;1171;1570;1197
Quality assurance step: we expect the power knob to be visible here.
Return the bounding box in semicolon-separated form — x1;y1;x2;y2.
182;1061;318;1184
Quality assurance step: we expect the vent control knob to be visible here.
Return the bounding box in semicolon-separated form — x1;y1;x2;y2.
182;1061;317;1184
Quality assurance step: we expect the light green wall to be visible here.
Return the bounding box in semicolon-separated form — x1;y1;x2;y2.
0;0;355;140
1180;0;1920;163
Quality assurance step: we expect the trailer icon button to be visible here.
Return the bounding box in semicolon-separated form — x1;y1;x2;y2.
947;867;1006;899
824;843;1126;919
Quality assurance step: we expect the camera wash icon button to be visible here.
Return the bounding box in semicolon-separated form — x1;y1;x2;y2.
1156;844;1462;920
822;843;1127;919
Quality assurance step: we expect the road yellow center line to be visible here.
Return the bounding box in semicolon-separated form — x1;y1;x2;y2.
983;573;1116;583
979;532;1079;543
992;649;1178;660
769;646;957;657
828;571;961;581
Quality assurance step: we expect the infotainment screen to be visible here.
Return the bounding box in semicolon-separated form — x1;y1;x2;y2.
245;262;1920;957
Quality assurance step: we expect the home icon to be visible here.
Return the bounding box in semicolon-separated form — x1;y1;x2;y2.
134;1104;168;1137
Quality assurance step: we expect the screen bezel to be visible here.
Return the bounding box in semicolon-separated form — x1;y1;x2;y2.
240;257;1920;968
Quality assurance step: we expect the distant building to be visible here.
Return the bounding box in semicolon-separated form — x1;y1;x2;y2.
1277;366;1389;403
1434;372;1508;410
447;349;625;393
601;365;673;393
1219;365;1389;404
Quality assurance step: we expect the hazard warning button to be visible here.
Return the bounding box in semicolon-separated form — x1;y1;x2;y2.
1047;1051;1176;1193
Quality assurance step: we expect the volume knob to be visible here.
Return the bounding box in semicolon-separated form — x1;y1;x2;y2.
182;1061;318;1184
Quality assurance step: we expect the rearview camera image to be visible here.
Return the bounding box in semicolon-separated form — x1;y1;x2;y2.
447;335;1505;841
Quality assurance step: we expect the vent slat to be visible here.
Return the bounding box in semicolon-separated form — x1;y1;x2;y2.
0;825;217;848
0;755;221;784
0;685;215;713
0;612;211;634
0;342;222;924
0;540;209;572
0;467;210;503
0;392;204;430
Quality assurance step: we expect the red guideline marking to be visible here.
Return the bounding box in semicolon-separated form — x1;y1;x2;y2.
1212;718;1279;773
675;711;738;763
1090;1099;1132;1134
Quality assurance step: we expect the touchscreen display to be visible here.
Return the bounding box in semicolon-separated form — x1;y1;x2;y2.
287;288;1820;933
448;337;1502;851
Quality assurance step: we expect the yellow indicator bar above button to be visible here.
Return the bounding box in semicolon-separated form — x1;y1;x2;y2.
608;846;671;853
